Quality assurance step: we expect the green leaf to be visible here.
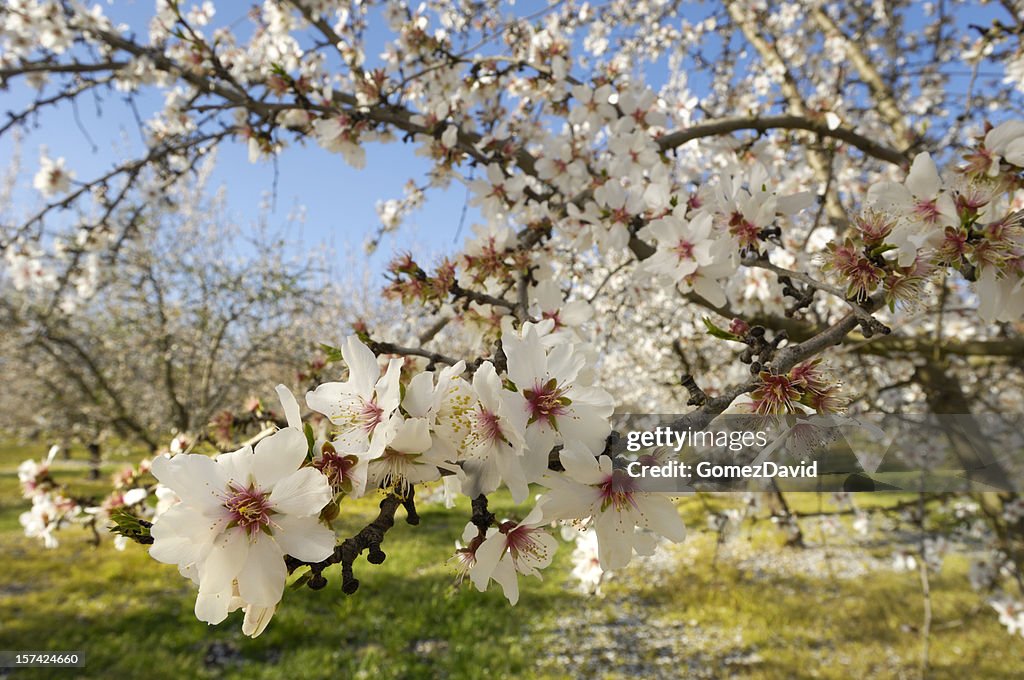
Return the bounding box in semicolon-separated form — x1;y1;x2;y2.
303;421;316;459
109;507;153;545
319;343;344;363
869;243;898;258
702;317;742;342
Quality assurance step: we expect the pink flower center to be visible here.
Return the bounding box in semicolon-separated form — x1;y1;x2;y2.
541;309;564;329
523;379;570;427
475;407;505;444
751;373;801;415
358;399;384;433
728;213;760;247
313;450;357;488
599;469;639;512
914;199;941;222
674;239;695;261
501;522;550;563
224;484;273;537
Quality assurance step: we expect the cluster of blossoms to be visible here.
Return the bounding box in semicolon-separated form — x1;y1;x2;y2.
748;359;845;416
21;329;686;636
18;447;169;551
297;330;684;602
18;446;80;549
6;0;1024;646
821;122;1024;320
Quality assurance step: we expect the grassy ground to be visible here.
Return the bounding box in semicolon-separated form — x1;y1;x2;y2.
1;440;1021;679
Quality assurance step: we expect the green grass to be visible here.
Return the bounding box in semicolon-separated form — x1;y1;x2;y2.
1;440;1021;679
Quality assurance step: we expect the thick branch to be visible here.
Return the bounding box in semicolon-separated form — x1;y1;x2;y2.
657;115;909;167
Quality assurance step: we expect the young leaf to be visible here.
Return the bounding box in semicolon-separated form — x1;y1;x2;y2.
702;317;742;342
319;343;344;363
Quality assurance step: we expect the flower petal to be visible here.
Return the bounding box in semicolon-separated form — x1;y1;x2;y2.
253;428;307;489
490;555;520;605
343;335;382;396
470;532;506;590
635;495;686;543
905;152;941;198
269;467;332;516
194;585;234;624
151;453;229;512
236;535;286;607
199;529;249;593
272;514;336;562
242;605;277;638
595;506;635;570
275;384;302;429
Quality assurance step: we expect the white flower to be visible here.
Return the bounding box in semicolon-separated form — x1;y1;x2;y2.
991;598;1024;638
449;522;482;585
17;445;58;498
459;361;531;503
713;162;812;250
590;181;644;250
470;504;557;605
569;83;616;127
535;142;587;194
502;322;614;479
441;124;459;149
401;360;472;457
33;153;74;196
311;115;366;168
149;389;334;634
642;211;716;280
306;336;403;459
867;153;958;266
20;492;65;549
365;416;458;494
169;433;190;454
540;446;686;570
532;281;593;332
984;120;1024;170
976;266;1024;322
153;484;180;519
468;163;526;220
570;529;606;594
122;487;148;506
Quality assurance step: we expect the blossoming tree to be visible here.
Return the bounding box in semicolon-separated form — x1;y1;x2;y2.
4;0;1024;645
1;150;337;461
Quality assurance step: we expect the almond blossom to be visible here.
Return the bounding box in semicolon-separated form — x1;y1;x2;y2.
19;492;71;549
364;416;456;495
470;504;557;605
867;153;959;266
501;322;615;479
983;120;1024;171
540;446;686;570
306;336;403;459
149;387;335;635
17;444;59;498
569;529;606;594
32;152;73;196
991;598;1024;638
456;361;530;503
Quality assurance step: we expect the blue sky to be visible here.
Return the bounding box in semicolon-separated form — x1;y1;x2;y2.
1;1;1012;279
1;1;483;276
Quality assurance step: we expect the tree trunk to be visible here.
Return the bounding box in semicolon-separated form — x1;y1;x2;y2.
88;442;101;480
